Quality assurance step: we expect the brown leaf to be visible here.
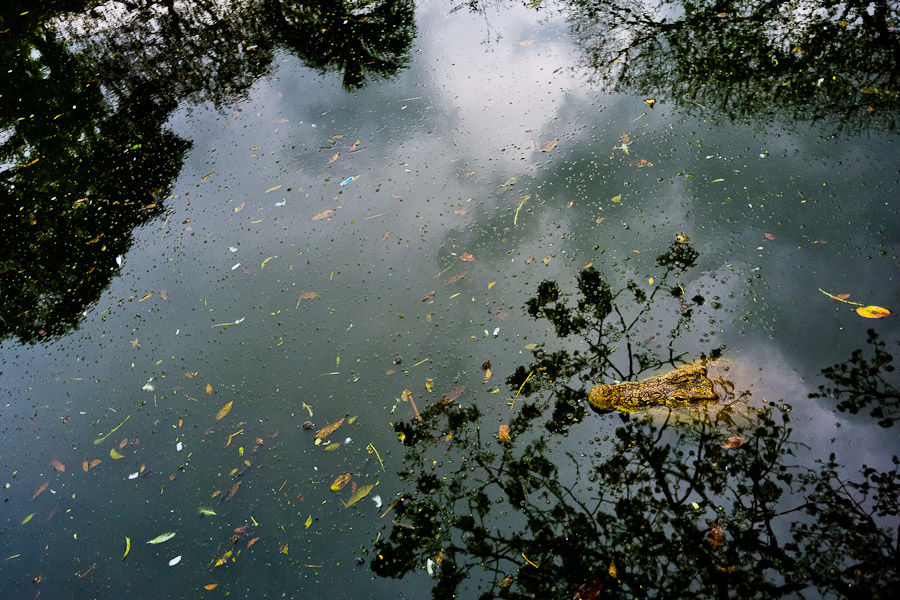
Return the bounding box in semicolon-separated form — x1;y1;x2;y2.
204;584;219;591
422;290;435;302
246;537;260;549
460;252;475;262
498;424;510;443
708;522;724;550
315;417;345;440
51;458;65;473
311;209;335;221
33;481;49;500
721;436;747;449
223;480;242;502
90;459;102;470
82;461;90;473
206;383;213;395
608;560;618;578
330;473;352;491
443;270;467;285
574;579;604;600
234;202;245;213
763;233;775;241
119;438;128;449
159;288;168;301
835;293;851;300
328;152;340;164
453;210;468;215
540;139;558;152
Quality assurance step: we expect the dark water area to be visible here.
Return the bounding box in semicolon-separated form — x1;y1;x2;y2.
1;1;899;598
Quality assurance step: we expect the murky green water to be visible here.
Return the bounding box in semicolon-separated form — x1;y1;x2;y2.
2;1;899;598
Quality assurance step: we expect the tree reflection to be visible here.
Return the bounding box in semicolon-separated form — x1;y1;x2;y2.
0;0;416;343
372;240;899;598
811;329;900;428
562;0;900;134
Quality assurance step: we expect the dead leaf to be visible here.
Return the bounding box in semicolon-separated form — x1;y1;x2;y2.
764;233;776;241
51;458;65;472
608;561;618;578
460;252;474;262
312;209;335;221
234;202;245;213
426;378;434;392
621;133;631;145
519;39;533;46
444;271;467;284
159;288;168;301
223;480;242;502
857;306;891;319
247;537;259;549
835;293;851;300
330;473;352;491
498;424;509;443
422;290;435;302
216;401;233;421
540;139;559;152
204;584;219;591
721;436;747;449
33;481;50;499
708;522;724;550
82;461;90;473
328;153;340;164
483;368;492;383
453;210;468;215
206;383;213;395
574;579;604;600
90;459;101;469
315;417;345;440
644;99;656;108
119;438;128;449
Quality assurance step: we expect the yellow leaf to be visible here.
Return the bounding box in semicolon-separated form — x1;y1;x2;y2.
214;550;232;567
524;343;538;349
488;281;496;289
540;139;558;152
328;152;340;163
123;537;131;561
110;448;125;459
330;473;352;491
425;378;434;392
324;443;341;451
483;368;492;383
21;513;35;524
315;417;345;440
305;515;313;528
344;484;376;507
611;195;622;203
206;383;213;394
261;256;274;269
609;560;618;578
856;306;892;319
265;185;282;193
498;424;510;443
216;401;233;421
648;277;654;285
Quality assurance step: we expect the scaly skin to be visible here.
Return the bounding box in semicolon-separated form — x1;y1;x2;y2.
588;360;725;412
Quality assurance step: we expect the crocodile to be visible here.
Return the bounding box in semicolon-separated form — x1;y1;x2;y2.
588;359;731;413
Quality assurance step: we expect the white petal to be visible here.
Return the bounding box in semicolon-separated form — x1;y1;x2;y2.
168;556;182;566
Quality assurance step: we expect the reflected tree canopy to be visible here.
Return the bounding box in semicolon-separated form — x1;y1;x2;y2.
562;0;900;134
0;0;415;343
372;240;899;599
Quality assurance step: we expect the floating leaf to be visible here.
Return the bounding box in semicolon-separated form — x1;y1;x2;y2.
33;481;49;499
857;306;891;319
90;459;102;469
453;210;468;215
519;39;533;46
265;185;283;193
315;417;345;440
119;438;128;449
246;537;259;549
498;424;510;443
324;443;341;451
331;473;352;491
93;415;131;445
422;290;435;302
721;436;747;449
22;513;35;524
611;195;622;203
110;448;125;459
147;531;176;544
223;480;242;501
425;378;434;392
645;99;656;108
305;515;313;528
460;252;474;262
198;508;217;516
483;368;492;383
213;550;232;567
344;484;376;507
216;401;233;421
206;383;213;395
204;584;219;590
540;139;558;152
82;461;90;472
328;152;340;163
312;209;335;221
234;202;245;213
261;256;274;269
123;537;131;560
51;458;65;472
708;522;724;550
159;288;168;301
